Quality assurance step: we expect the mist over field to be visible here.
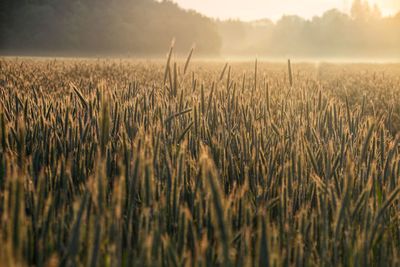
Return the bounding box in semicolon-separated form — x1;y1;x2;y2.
1;0;400;59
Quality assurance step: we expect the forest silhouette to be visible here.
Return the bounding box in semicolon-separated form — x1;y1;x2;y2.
1;0;399;58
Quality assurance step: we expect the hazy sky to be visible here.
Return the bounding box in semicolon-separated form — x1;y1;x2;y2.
171;0;400;21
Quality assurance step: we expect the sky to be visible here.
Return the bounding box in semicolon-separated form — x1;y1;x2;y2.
171;0;400;21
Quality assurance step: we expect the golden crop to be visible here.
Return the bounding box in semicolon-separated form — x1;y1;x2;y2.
0;56;399;266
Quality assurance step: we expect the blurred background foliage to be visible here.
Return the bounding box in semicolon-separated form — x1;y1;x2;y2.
0;0;399;58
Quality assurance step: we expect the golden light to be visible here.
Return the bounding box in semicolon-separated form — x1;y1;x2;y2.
171;0;400;21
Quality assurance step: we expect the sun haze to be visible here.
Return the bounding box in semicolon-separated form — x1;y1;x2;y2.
171;0;400;21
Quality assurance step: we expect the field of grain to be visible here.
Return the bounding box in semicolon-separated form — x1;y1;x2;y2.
0;57;399;267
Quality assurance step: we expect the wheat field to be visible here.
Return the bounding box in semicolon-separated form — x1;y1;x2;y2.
0;56;399;266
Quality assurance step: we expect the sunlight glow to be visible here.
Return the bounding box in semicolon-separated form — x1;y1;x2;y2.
171;0;400;21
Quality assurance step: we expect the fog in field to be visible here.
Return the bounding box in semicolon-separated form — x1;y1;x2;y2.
1;0;400;60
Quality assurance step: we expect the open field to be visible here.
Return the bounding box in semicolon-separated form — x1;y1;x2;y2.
0;57;399;266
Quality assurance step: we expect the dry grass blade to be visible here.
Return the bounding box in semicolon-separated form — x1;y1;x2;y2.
70;82;88;109
288;59;293;87
177;121;193;143
164;108;192;124
184;45;194;75
219;63;228;81
164;38;175;85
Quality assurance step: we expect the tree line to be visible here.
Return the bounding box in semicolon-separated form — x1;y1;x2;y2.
218;0;400;58
0;0;221;56
1;0;399;58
